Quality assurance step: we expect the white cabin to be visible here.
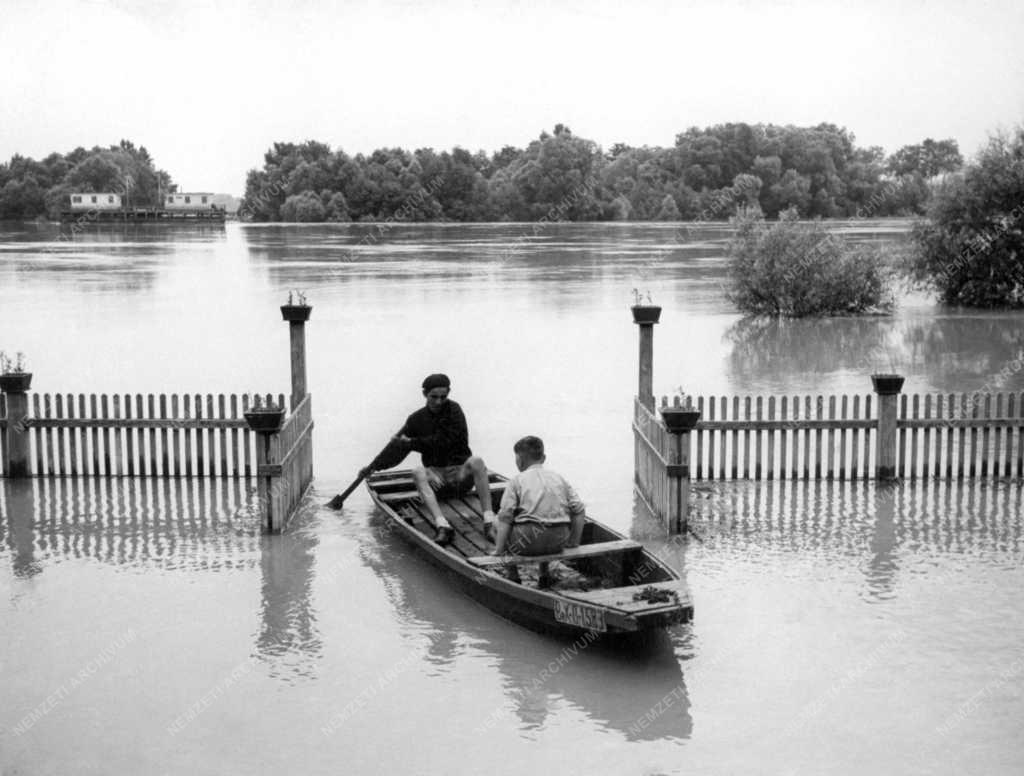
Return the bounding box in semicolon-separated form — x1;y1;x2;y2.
69;193;122;211
165;193;215;210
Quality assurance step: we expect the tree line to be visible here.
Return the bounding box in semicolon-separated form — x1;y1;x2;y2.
0;140;173;220
237;123;962;223
728;127;1024;314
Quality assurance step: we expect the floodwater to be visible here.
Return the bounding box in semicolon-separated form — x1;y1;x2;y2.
1;221;1022;775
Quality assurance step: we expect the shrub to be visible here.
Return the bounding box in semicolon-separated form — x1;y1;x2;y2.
906;128;1024;307
655;194;681;221
280;190;326;222
727;208;894;317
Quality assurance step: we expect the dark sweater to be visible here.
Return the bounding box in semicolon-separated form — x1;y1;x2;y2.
400;400;472;468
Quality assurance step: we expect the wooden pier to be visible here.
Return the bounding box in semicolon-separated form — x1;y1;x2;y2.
59;208;226;223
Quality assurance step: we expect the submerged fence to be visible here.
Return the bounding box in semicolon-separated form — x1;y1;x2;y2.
256;392;314;532
0;302;317;532
690;391;1024;481
0;391;282;478
630;305;1024;535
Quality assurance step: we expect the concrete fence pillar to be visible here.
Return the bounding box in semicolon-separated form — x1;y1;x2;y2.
872;374;905;480
281;303;312;411
1;385;31;478
660;396;701;536
632;305;661;412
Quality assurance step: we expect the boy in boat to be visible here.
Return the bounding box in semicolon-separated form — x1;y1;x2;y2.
391;373;495;546
491;436;586;560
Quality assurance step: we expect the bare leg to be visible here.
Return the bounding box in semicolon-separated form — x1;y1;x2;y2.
568;511;586;547
412;467;451;529
492;520;513;555
463;456;495;523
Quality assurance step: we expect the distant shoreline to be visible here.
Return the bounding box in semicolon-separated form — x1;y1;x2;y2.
4;216;918;227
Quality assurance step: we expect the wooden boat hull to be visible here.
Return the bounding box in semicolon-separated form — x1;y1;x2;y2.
366;470;693;638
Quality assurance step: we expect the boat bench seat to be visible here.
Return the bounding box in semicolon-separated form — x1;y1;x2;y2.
377;481;506;502
467;539;642;567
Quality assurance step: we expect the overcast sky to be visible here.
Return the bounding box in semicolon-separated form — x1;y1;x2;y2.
2;0;1022;194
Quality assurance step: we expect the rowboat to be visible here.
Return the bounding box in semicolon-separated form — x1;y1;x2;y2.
366;469;694;637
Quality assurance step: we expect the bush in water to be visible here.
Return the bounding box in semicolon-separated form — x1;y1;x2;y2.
727;207;894;317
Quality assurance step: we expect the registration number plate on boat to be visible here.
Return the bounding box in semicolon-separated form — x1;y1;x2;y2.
553;600;606;632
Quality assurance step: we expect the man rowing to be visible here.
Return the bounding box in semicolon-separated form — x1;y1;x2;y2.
389;373;495;546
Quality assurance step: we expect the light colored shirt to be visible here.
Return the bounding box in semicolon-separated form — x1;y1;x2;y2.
496;463;585;526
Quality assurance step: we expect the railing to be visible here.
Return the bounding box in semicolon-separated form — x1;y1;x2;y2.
633;388;1024;536
631;305;1024;537
633;398;688;533
691;393;876;480
1;301;316;533
689;391;1024;481
895;392;1024;479
0;392;283;478
256;393;314;532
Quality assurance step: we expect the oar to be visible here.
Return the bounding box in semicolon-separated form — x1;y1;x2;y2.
325;434;410;509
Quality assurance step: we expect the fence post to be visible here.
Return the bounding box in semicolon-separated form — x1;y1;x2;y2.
244;404;286;533
281;303;312;411
632;305;661;412
1;385;31;478
254;431;284;533
660;396;700;535
872;374;905;480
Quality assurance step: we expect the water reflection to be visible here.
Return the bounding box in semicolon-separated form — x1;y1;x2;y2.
726;314;1024;394
256;505;322;681
0;477;326;679
0;480;39;578
867;483;900;601
237;222;732;289
0;478;262;575
690;478;1023;596
357;513;693;742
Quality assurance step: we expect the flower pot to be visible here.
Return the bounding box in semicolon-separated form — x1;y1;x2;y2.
660;407;701;432
280;304;312;322
631;305;662;325
871;374;905;395
0;373;32;393
244;408;286;433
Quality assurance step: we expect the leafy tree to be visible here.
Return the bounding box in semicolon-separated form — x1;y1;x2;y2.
727;208;894;317
655;194;681;221
888;138;962;178
907;128;1024;307
608;194;632;220
280;190;326;222
324;192;351;221
0;142;172;219
232;123;966;223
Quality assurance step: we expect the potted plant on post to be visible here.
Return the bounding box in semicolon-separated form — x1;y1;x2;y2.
0;351;32;393
281;290;312;322
869;349;904;395
243;395;286;433
870;373;905;395
660;388;701;432
631;289;661;324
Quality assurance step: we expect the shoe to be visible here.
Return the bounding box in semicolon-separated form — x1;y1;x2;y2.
434;526;454;546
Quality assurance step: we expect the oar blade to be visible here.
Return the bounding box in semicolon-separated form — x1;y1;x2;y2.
326;437;410;510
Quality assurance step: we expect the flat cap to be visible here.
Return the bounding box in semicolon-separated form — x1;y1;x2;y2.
421;373;451;392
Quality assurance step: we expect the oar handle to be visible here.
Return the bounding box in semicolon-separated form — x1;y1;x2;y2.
326;431;409;510
339;469;370;502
